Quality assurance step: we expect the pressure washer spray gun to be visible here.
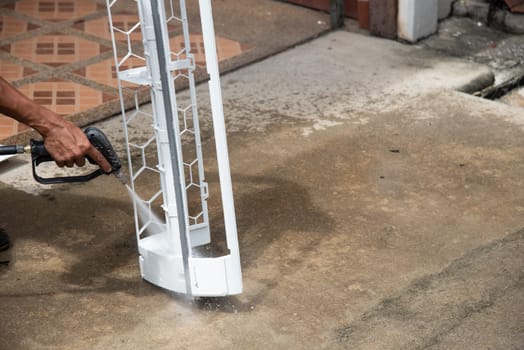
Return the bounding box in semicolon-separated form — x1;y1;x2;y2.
0;126;122;184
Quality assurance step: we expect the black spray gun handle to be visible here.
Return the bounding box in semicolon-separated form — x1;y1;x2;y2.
31;126;121;185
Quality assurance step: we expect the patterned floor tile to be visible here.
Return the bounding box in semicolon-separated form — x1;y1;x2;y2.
0;0;251;141
13;0;102;21
4;34;110;67
18;78;117;116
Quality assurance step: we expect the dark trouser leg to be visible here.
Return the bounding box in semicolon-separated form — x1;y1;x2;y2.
0;228;10;252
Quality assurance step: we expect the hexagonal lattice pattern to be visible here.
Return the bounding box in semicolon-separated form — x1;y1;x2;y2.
107;1;145;69
108;0;209;237
124;88;163;236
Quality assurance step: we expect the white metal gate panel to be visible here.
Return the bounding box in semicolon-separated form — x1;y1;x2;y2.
106;0;242;297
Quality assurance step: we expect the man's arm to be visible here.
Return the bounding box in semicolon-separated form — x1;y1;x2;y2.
0;77;111;172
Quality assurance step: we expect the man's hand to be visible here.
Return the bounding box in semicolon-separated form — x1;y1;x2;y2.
43;119;112;172
0;77;112;173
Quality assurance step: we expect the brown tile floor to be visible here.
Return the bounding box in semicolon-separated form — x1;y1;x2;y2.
0;0;248;140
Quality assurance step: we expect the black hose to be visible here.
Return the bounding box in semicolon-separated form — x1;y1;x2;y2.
0;145;23;156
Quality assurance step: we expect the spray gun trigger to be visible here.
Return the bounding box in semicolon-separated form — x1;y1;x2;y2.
84;126;122;174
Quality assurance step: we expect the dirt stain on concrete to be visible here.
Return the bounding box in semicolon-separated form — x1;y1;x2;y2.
334;229;524;350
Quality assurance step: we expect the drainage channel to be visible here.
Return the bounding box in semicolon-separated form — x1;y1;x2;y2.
474;71;524;108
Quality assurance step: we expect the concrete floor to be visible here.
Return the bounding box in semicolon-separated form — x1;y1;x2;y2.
1;28;523;349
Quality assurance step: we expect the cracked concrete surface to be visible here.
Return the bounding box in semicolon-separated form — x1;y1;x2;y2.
336;229;524;349
0;28;523;349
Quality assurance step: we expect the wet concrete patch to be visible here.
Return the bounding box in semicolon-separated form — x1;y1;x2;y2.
0;181;152;349
0;182;136;290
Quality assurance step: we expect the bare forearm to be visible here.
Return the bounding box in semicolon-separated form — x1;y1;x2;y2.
0;77;62;137
0;77;111;172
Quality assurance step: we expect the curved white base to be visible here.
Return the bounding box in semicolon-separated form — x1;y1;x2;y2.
138;234;242;296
